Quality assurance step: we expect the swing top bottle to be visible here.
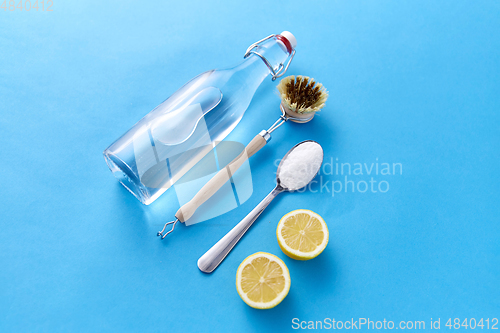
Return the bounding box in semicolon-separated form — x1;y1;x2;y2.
104;31;297;205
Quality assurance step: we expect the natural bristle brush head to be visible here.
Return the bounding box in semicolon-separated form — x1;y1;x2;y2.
277;75;328;123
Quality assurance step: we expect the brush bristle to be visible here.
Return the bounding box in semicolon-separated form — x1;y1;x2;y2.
277;75;328;114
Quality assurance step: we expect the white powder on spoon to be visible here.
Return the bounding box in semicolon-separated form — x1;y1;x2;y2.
278;141;323;190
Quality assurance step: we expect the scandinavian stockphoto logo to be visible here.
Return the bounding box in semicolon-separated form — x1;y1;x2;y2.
275;157;403;195
129;101;254;225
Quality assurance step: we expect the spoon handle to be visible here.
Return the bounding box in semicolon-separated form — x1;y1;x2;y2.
198;186;282;273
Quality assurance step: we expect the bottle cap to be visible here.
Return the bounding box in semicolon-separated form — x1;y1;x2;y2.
280;31;297;50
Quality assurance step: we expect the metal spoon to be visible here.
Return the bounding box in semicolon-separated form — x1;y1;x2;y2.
198;140;324;273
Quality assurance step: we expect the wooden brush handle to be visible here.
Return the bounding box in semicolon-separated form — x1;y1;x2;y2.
175;134;267;222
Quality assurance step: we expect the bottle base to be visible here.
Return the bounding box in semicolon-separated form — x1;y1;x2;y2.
103;150;153;205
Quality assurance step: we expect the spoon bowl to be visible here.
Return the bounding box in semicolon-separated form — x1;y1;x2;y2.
276;140;324;191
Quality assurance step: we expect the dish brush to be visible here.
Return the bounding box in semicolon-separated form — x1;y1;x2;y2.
157;75;328;238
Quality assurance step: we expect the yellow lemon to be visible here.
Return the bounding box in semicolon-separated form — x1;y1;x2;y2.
236;252;291;309
277;209;329;260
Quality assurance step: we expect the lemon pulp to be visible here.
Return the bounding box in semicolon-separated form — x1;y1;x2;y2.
277;209;328;260
236;252;291;309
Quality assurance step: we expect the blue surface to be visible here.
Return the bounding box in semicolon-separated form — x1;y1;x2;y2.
1;1;499;332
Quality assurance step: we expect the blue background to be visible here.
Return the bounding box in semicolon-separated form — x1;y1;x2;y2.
1;1;499;332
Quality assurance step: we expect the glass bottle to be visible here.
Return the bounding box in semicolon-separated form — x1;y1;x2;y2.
103;32;297;205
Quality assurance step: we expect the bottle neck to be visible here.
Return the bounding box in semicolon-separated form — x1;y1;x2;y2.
230;37;293;89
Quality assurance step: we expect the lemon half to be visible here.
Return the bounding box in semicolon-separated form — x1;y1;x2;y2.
236;252;291;309
277;209;329;260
